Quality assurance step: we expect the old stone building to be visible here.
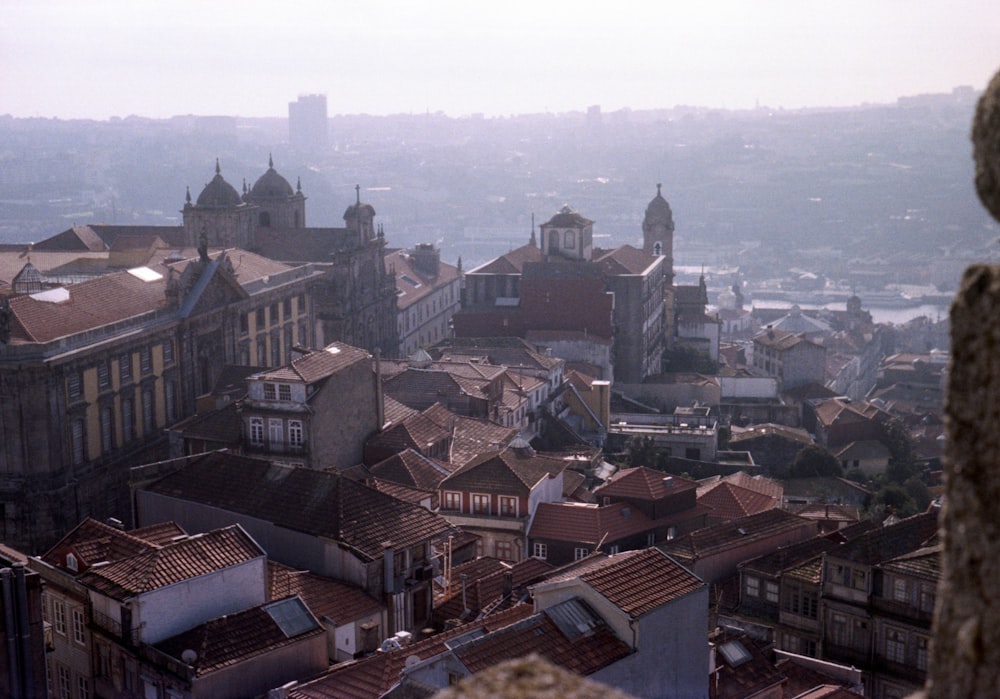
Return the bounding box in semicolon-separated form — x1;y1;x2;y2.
0;159;399;552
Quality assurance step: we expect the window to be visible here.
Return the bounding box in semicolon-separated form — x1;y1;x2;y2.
249;418;264;446
892;577;909;603
101;405;115;451
97;643;111;678
916;635;929;670
77;676;90;699
609;544;620;554
472;494;490;515
288;420;303;449
240;312;249;335
563;230;575;248
278;383;292;401
67;372;82;400
765;581;779;604
140;346;152;374
121;396;134;442
65;553;78;572
97;362;110;389
919;583;935;613
119;353;132;383
71;419;86;465
646;532;656;546
443;491;461;511
499;496;517;517
283;298;292;318
142;388;154;433
495;541;513;561
270;303;279;324
284;327;293;359
57;664;71;699
745;576;760;598
269;418;283;447
165;381;177;423
298;293;306;315
264;383;277;400
885;627;907;664
271;333;281;366
574;547;590;561
53;600;66;635
162;339;174;365
666;526;677;540
298;321;308;346
256;307;266;329
852;567;867;591
257;337;267;365
533;542;548;559
72;608;85;644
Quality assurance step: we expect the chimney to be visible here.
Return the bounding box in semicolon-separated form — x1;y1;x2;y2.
411;243;440;277
593;380;611;431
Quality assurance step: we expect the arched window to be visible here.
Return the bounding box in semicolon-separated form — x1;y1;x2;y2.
259;211;271;227
653;241;663;256
548;232;559;254
564;230;575;248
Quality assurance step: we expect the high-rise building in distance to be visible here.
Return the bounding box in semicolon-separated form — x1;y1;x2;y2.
288;94;329;152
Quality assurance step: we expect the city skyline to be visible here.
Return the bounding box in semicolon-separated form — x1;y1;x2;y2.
3;0;999;121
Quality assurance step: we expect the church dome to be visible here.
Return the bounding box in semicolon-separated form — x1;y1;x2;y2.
195;160;242;208
249;156;295;200
644;183;674;228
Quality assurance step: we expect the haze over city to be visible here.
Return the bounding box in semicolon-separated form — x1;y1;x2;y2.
3;0;1000;120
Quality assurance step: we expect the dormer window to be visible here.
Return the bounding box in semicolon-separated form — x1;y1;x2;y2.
264;383;276;400
66;553;78;572
279;384;292;401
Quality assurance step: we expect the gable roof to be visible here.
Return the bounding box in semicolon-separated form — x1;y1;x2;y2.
369;448;454;490
592;244;659;276
528;501;655;545
75;525;263;600
538;547;704;618
40;517;170;572
593;466;698;502
140;452;454;561
253;342;371;384
441;446;568;495
825;510;939;567
697;481;780;521
467;243;543;275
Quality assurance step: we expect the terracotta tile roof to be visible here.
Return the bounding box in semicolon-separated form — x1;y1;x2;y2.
370;448;454;490
660;509;815;563
528;502;655;545
40;517;168;572
827;510;939;567
383;395;419;425
386;248;461;311
451;601;631;676
878;544;941;582
442;447;568;495
436;556;554;621
710;634;786;699
142;452;455;560
128;521;188;547
698;482;780;521
8;267;169;343
76;525;264;600
367;478;436;506
786;503;861;524
467;243;542;275
433;343;562;372
754;328;819;351
268;561;382;623
593;244;658;275
255;342;371;384
594;466;699;501
541;547;704;618
255;227;352;263
155;596;323;677
738;535;842;577
289;604;535;699
448;416;519;468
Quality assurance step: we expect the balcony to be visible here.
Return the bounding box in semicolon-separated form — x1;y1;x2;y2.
244;439;308;456
91;609;142;646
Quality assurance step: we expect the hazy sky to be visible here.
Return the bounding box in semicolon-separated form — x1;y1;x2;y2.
3;0;999;119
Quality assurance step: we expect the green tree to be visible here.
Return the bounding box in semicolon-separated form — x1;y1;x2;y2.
626;435;658;469
790;444;844;478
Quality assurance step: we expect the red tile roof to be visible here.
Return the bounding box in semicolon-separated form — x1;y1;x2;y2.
528;502;655;545
369;448;454;490
698;482;780;521
289;604;535;699
468;243;543;275
255;342;371;384
155;596;323;677
593;244;659;275
76;525;264;600
660;509;816;563
442;446;568;495
539;547;705;618
41;517;170;572
141;452;455;560
594;466;698;502
268;561;382;624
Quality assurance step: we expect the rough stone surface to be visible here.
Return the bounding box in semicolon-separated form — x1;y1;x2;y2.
973;69;1000;222
431;654;638;699
930;260;1000;691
